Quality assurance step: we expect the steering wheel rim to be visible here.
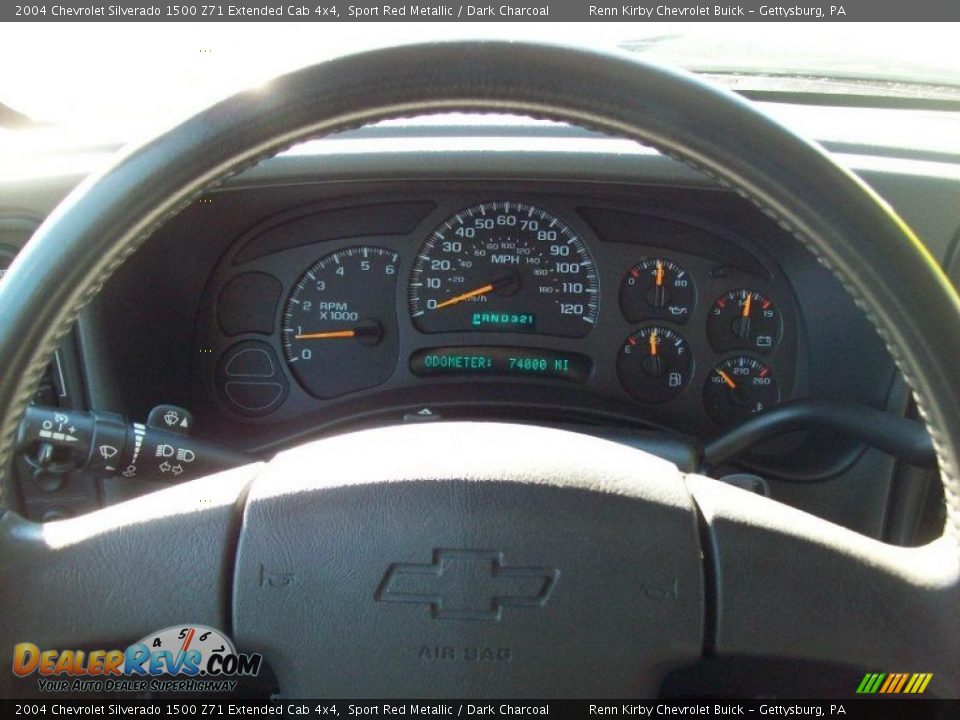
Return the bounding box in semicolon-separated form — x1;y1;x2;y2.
0;41;958;697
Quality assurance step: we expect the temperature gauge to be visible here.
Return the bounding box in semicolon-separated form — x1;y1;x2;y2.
707;289;782;353
704;356;780;427
620;258;696;323
617;326;693;404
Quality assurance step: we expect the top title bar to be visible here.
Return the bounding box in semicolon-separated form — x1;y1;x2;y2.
5;0;960;22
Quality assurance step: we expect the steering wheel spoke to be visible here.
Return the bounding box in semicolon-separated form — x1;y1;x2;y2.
688;475;960;697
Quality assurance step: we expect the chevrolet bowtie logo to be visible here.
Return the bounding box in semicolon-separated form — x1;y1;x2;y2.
375;549;559;621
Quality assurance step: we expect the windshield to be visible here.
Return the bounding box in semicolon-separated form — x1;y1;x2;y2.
1;22;958;136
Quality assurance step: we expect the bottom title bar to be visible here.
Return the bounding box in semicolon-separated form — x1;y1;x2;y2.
3;699;959;719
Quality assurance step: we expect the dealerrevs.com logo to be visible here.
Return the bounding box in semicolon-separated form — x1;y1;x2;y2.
12;624;262;693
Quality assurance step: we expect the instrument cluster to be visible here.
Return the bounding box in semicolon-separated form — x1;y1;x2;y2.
196;193;801;438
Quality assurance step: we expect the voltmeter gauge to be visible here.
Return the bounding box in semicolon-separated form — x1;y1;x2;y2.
704;356;780;427
617;325;693;404
706;289;782;353
619;258;696;323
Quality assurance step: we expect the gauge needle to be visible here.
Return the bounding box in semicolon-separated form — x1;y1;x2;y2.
655;260;664;287
742;292;753;318
433;283;496;310
717;370;737;389
295;329;357;340
648;331;659;356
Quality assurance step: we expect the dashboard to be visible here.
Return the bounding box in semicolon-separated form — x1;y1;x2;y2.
3;109;958;541
89;171;911;488
195;189;801;442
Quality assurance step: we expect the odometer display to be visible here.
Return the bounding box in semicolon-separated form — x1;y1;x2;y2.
408;202;599;337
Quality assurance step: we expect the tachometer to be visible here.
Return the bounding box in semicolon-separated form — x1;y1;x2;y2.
282;246;399;399
408;202;599;337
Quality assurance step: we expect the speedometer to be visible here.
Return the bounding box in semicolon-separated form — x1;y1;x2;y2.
408;202;599;337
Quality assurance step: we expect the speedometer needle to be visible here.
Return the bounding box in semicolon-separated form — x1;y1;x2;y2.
433;283;496;310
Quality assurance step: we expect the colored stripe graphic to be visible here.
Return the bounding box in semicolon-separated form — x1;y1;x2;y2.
856;673;884;693
878;674;896;693
892;673;909;693
857;672;932;694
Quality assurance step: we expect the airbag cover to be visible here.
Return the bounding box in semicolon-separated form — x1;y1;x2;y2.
232;423;703;697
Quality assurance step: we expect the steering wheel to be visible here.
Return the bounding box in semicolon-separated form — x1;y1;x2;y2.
0;42;958;698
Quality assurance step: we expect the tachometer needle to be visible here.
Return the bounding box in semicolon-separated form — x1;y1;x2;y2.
433;283;496;310
717;370;737;389
294;329;357;340
295;320;383;345
741;292;753;318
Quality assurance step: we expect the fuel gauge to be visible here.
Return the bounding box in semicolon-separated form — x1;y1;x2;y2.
618;325;693;403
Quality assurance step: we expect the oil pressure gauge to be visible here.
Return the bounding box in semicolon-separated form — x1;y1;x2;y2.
620;258;696;323
707;289;782;353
